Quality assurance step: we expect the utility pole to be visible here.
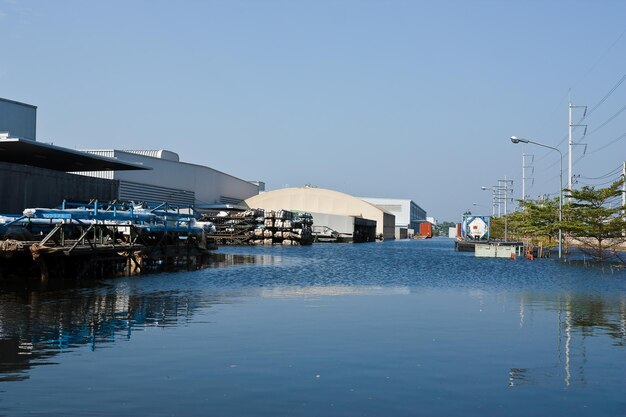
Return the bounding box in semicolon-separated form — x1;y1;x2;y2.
498;177;513;241
568;102;587;200
504;176;508;220
522;154;526;201
522;153;534;201
568;102;573;194
622;161;625;222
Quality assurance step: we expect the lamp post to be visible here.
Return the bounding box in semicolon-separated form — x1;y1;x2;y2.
481;185;502;216
510;136;563;259
479;188;497;216
498;177;513;241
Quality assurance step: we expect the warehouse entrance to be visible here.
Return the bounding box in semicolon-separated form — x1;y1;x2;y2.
353;218;376;243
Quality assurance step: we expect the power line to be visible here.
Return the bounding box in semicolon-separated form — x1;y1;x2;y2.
537;73;626;162
578;176;622;187
568;28;626;91
587;132;626;155
524;32;626;195
586;104;626;137
579;164;623;180
582;74;626;120
571;132;626;168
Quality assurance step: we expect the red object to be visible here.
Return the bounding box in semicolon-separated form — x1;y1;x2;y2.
457;223;462;238
419;222;433;238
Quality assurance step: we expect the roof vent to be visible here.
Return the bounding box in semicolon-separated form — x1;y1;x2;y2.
122;150;180;162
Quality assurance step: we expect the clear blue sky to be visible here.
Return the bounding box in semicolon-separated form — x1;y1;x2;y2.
2;0;625;220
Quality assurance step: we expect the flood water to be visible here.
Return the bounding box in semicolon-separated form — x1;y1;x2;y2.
1;239;625;416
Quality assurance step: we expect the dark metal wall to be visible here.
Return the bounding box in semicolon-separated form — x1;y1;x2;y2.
353;217;377;243
0;162;119;214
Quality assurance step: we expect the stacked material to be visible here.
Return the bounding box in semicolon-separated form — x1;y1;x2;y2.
203;209;264;245
204;209;313;246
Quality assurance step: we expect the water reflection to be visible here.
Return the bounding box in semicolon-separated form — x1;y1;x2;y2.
206;252;281;268
508;368;529;387
505;293;626;389
258;286;411;298
558;295;625;389
0;251;282;382
0;241;625;416
0;285;224;381
1;282;624;387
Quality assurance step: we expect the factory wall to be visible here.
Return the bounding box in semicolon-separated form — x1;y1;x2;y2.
245;187;396;240
361;198;427;238
382;212;396;240
0;98;37;141
308;212;377;242
0;162;118;214
80;150;259;207
309;212;356;236
362;198;409;226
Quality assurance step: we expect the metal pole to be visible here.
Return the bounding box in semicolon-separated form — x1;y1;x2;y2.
504;176;508;242
568;102;573;198
622;161;625;226
558;154;563;259
510;137;562;259
497;185;501;217
622;161;625;209
522;153;526;201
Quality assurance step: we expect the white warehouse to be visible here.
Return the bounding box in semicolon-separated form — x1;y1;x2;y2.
245;186;396;241
79;149;260;208
361;198;427;239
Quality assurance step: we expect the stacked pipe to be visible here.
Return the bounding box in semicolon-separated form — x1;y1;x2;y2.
203;208;313;246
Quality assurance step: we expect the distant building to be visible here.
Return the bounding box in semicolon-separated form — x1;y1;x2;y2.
245;186;396;241
360;198;426;239
79;149;260;208
0;133;146;213
0;97;261;213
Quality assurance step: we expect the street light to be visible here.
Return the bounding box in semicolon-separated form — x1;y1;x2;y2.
481;185;500;216
510;136;563;259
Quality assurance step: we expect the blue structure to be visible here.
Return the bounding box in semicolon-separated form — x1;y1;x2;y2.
461;215;490;241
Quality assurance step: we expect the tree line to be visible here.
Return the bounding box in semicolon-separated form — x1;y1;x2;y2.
489;178;626;262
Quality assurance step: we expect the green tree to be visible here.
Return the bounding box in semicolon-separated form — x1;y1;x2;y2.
563;178;626;261
489;216;504;240
434;221;456;237
508;197;561;245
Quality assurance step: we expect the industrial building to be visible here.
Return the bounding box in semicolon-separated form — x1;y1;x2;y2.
0;97;260;213
361;198;427;239
0;97;148;213
245;187;396;241
0;133;147;213
0;98;37;141
78;149;261;209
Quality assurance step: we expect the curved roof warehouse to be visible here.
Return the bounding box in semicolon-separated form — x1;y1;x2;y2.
245;186;396;240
